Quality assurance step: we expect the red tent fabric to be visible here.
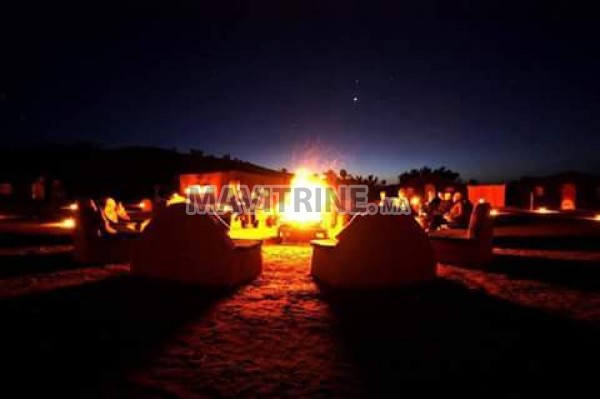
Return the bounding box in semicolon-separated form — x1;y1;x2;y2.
467;184;505;208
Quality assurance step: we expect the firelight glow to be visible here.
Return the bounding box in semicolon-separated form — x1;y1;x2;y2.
281;168;328;225
535;207;559;214
62;217;76;229
167;192;186;206
60;202;78;211
46;217;76;229
410;196;421;207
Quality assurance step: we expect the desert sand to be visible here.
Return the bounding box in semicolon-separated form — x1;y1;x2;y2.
2;244;599;397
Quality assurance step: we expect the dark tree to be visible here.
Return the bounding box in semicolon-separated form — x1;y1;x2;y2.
398;166;461;191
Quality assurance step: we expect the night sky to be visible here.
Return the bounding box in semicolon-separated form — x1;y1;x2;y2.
3;3;599;182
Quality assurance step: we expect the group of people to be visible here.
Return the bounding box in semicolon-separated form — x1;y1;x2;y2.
422;190;473;231
30;176;67;219
102;197;150;233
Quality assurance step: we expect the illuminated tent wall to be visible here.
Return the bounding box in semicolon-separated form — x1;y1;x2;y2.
467;184;505;208
561;183;576;210
180;170;292;210
180;170;291;195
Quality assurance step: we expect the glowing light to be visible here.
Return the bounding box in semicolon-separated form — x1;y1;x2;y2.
379;191;386;206
410;196;421;207
281;168;328;225
534;207;559;215
595;214;600;222
44;217;76;230
167;192;186;206
60;202;78;211
479;198;486;204
60;217;76;229
138;201;146;209
490;209;499;217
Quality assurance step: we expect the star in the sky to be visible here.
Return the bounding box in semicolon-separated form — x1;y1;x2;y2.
352;96;359;103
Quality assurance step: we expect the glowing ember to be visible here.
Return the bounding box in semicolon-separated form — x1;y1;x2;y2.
490;209;499;217
594;214;600;222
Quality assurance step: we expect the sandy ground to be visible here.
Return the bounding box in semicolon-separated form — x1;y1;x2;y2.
2;244;599;397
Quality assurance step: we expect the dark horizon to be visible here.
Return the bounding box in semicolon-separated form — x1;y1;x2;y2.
3;3;599;182
3;141;599;187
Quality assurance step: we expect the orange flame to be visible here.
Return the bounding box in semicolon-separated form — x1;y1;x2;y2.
281;168;328;225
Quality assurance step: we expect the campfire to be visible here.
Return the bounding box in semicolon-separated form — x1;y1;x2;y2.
279;168;330;241
178;167;340;242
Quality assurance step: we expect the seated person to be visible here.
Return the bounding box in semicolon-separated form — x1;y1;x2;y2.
116;201;131;221
422;190;439;215
102;197;149;234
429;192;452;231
418;190;435;231
443;192;472;229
